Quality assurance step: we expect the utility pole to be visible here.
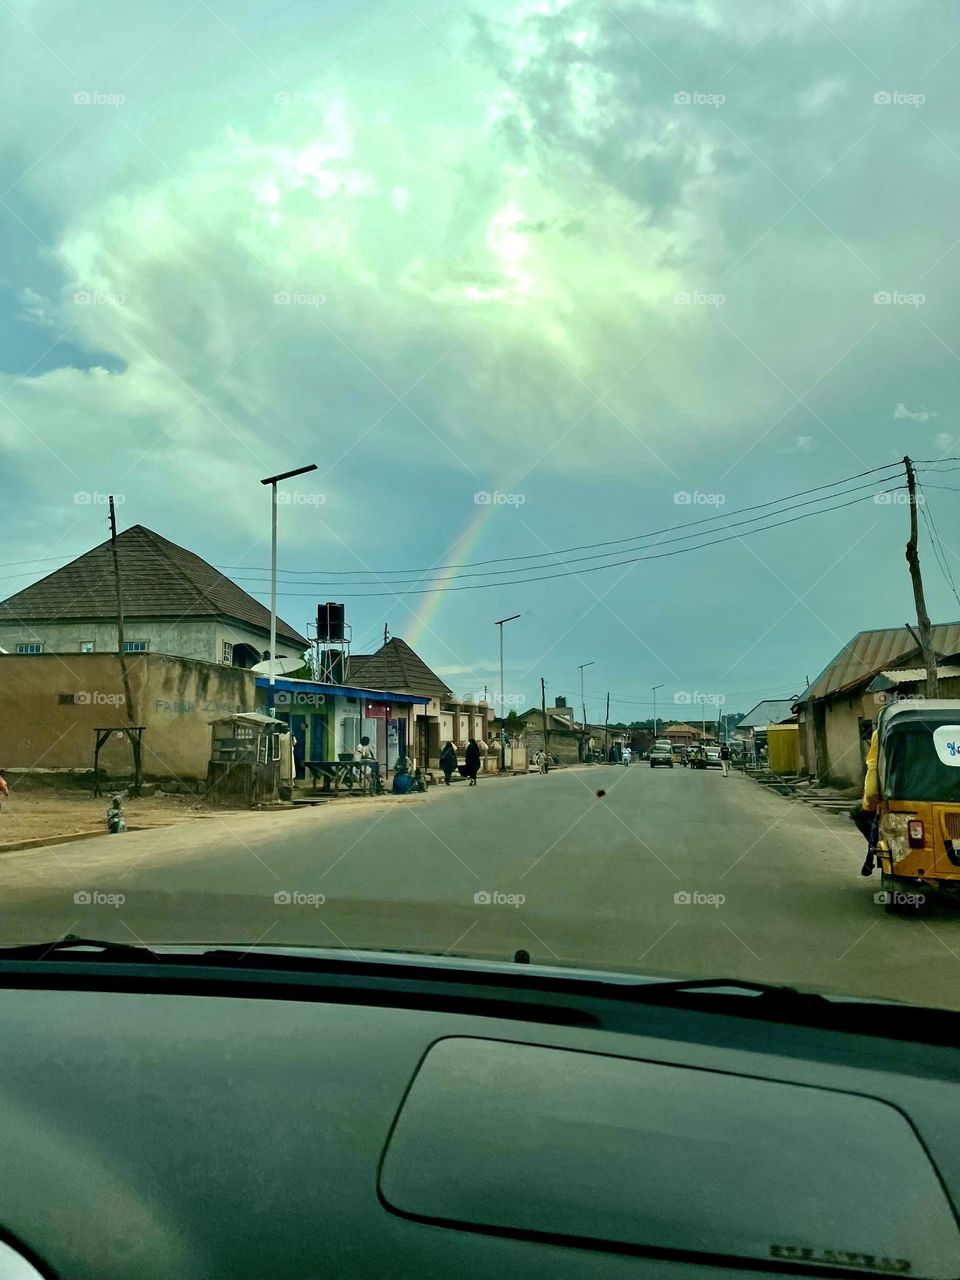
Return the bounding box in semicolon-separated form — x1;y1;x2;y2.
652;683;664;738
541;676;550;773
495;614;521;771
904;456;939;698
604;691;610;763
108;496;141;796
383;623;389;646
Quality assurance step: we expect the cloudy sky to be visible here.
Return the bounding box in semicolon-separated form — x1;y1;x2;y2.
2;0;959;721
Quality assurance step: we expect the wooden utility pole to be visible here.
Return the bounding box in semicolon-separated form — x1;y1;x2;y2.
604;691;610;763
903;456;939;698
541;676;550;773
108;497;141;794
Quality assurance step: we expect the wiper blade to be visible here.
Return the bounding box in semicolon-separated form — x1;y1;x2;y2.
624;976;829;1005
0;935;163;962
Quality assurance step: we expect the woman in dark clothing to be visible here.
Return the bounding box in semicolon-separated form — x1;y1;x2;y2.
465;738;481;785
439;742;457;785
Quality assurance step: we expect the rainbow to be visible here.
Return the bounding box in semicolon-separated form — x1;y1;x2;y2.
406;492;505;650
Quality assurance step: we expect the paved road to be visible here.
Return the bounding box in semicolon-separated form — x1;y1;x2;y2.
1;765;959;1009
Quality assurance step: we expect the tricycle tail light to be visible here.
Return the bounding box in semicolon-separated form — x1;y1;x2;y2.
908;819;925;846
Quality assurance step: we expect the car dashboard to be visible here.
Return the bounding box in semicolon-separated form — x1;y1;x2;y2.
0;950;956;1280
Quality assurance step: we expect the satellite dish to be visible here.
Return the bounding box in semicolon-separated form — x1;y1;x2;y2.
251;656;305;676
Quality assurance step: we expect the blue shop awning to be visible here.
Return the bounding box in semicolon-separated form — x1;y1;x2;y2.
255;676;429;706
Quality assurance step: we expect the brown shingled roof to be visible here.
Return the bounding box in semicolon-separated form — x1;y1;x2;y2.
347;638;452;701
0;525;308;646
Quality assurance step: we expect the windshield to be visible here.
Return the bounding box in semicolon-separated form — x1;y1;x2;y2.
882;721;960;803
2;0;960;1014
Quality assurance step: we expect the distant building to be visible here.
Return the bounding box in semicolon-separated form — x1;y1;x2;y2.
734;700;796;759
517;702;583;764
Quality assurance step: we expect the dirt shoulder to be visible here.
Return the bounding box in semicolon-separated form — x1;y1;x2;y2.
0;791;214;851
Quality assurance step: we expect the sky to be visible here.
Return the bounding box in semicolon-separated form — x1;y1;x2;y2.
2;0;960;724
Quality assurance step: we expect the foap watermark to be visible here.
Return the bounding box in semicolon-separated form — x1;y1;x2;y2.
874;889;926;907
74;890;125;907
874;90;925;108
73;291;125;306
474;491;526;506
274;890;326;907
73;90;125;108
674;890;725;908
474;890;526;908
674;490;725;506
674;290;725;307
276;491;325;506
674;691;726;707
274;90;325;109
473;88;525;108
674;90;725;108
874;490;922;505
74;691;125;707
74;491;124;505
485;691;525;709
874;691;926;706
274;290;326;307
874;290;925;308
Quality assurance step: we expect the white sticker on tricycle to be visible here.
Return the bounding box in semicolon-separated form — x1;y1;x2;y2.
932;726;960;765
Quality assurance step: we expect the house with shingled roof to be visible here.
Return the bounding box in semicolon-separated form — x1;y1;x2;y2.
0;525;309;668
348;638;494;768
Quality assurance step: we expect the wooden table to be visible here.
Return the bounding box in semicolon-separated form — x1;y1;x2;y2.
303;760;382;795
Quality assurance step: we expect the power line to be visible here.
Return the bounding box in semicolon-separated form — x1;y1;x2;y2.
249;487;893;598
224;476;906;591
917;479;960;612
218;460;904;580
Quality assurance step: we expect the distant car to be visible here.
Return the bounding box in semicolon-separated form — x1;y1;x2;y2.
704;747;722;769
649;743;673;768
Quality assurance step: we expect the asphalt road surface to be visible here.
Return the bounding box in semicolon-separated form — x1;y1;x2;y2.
1;764;959;1009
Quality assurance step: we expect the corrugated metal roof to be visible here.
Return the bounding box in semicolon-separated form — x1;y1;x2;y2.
878;664;960;682
738;699;797;728
800;622;960;703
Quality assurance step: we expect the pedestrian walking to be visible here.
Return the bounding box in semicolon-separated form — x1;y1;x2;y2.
534;748;547;773
465;737;481;786
0;769;8;811
719;742;731;777
439;741;457;785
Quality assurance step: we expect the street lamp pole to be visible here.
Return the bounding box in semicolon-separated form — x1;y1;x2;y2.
578;661;596;731
495;613;521;771
652;684;664;738
260;463;318;686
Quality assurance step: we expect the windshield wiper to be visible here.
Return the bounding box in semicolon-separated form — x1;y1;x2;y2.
0;935;164;963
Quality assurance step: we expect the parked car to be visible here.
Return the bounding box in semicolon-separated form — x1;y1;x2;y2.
649;743;674;768
704;747;722;769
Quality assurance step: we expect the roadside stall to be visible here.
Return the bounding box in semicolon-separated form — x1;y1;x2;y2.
205;712;292;806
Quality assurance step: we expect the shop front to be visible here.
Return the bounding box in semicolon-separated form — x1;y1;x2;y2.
256;676;428;778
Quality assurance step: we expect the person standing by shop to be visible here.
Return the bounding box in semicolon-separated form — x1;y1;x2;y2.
465;738;481;786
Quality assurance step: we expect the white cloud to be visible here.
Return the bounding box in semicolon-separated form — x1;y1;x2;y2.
894;403;936;422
